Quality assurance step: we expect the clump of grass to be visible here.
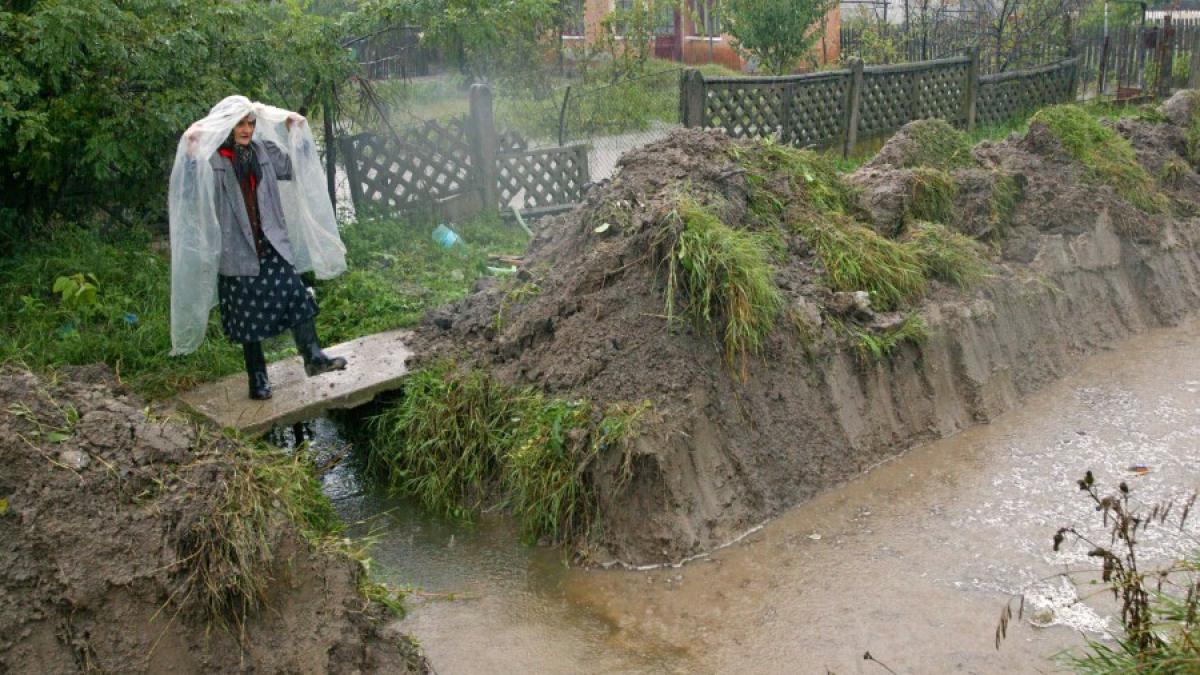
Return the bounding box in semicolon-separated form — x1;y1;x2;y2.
906;167;958;225
660;194;783;376
365;366;514;519
988;172;1023;235
1161;157;1190;188
905;221;990;288
733;138;859;219
1030;104;1169;214
894;119;976;170
794;216;927;311
849;313;928;363
178;439;340;626
495;280;542;332
366;365;648;545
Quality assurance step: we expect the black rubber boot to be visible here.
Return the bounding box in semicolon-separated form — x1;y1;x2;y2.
292;319;347;377
243;341;272;400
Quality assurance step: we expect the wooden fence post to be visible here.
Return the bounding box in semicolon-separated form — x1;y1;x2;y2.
844;58;864;159
1098;33;1111;99
468;83;499;214
680;69;705;127
323;93;337;212
965;48;979;132
1158;16;1174;98
1189;30;1200;89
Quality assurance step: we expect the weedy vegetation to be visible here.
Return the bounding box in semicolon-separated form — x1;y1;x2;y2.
906;167;959;226
365;365;649;545
1031;105;1169;214
905;221;990;288
891;118;977;171
177;436;341;626
845;313;929;363
996;472;1200;673
658;193;784;377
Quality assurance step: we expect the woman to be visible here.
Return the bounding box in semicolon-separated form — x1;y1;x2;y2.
169;96;349;400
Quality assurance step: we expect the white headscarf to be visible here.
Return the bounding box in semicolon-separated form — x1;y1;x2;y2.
168;95;347;356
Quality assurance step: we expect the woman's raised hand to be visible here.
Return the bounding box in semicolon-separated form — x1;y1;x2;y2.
285;113;306;130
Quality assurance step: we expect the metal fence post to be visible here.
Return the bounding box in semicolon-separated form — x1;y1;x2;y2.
844;58;864;159
468;83;499;214
965;48;979;132
681;69;705;127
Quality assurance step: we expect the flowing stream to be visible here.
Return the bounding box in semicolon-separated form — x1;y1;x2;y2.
316;317;1200;674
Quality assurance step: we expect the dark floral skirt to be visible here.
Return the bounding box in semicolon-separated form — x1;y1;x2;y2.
217;242;317;344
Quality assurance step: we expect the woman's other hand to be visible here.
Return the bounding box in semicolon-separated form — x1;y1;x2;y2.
285;113;306;130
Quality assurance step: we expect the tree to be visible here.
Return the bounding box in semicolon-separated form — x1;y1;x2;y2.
721;0;836;75
0;0;355;233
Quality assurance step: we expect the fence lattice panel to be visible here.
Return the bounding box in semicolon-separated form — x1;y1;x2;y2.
497;144;590;214
977;60;1077;127
340;117;475;212
703;81;788;139
858;71;915;137
788;75;851;147
914;62;969;123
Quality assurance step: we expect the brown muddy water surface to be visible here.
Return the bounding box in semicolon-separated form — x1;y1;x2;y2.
322;317;1200;674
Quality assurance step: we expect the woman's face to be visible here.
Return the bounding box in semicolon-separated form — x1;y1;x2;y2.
233;115;256;146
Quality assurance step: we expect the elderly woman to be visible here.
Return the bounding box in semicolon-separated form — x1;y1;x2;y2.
170;96;348;400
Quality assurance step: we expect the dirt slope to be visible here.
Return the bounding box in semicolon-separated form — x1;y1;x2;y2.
0;365;430;673
414;94;1200;566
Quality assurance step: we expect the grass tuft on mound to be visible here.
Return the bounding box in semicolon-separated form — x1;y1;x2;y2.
1031;104;1169;214
733;138;859;219
794;216;926;312
179;438;341;626
893;119;976;170
906;167;959;226
660;194;784;376
365;365;648;546
904;221;990;288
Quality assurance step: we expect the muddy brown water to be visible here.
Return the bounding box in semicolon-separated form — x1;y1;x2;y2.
321;317;1200;674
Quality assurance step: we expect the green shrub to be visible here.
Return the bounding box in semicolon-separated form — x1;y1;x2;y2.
1030;105;1169;213
660;195;783;375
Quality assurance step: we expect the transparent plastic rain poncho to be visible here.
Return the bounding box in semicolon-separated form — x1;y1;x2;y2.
168;95;347;355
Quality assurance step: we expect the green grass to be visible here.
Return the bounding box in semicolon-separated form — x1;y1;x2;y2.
180;435;341;625
848;313;928;363
906;167;958;226
1031;104;1169;214
317;214;528;345
988;171;1023;235
795;216;927;311
905;221;990;288
660;194;784;376
365;364;648;545
733;138;859;219
0;216;527;400
891;118;976;170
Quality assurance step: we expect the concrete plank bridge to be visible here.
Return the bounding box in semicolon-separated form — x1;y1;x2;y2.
179;329;413;435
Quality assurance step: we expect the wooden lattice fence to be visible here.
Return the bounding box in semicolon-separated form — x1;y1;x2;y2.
976;61;1079;127
682;55;1080;156
340;85;590;221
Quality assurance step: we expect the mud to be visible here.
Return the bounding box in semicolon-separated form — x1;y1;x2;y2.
411;97;1200;566
0;366;429;674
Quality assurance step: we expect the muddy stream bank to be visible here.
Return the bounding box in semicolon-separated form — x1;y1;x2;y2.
323;316;1200;674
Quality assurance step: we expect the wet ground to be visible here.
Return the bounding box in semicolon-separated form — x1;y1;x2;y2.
322;317;1200;674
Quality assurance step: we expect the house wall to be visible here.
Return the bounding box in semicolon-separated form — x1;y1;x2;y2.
566;0;841;73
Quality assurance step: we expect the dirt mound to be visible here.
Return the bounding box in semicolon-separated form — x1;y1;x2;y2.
409;108;1200;565
1160;89;1200;127
0;366;429;673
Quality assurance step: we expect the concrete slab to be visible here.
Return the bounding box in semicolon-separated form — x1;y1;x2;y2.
178;329;413;435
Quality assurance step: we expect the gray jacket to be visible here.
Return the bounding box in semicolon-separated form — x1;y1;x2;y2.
208;140;296;276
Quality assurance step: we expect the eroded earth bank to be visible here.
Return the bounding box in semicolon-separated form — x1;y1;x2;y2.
0;366;431;673
410;91;1200;565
